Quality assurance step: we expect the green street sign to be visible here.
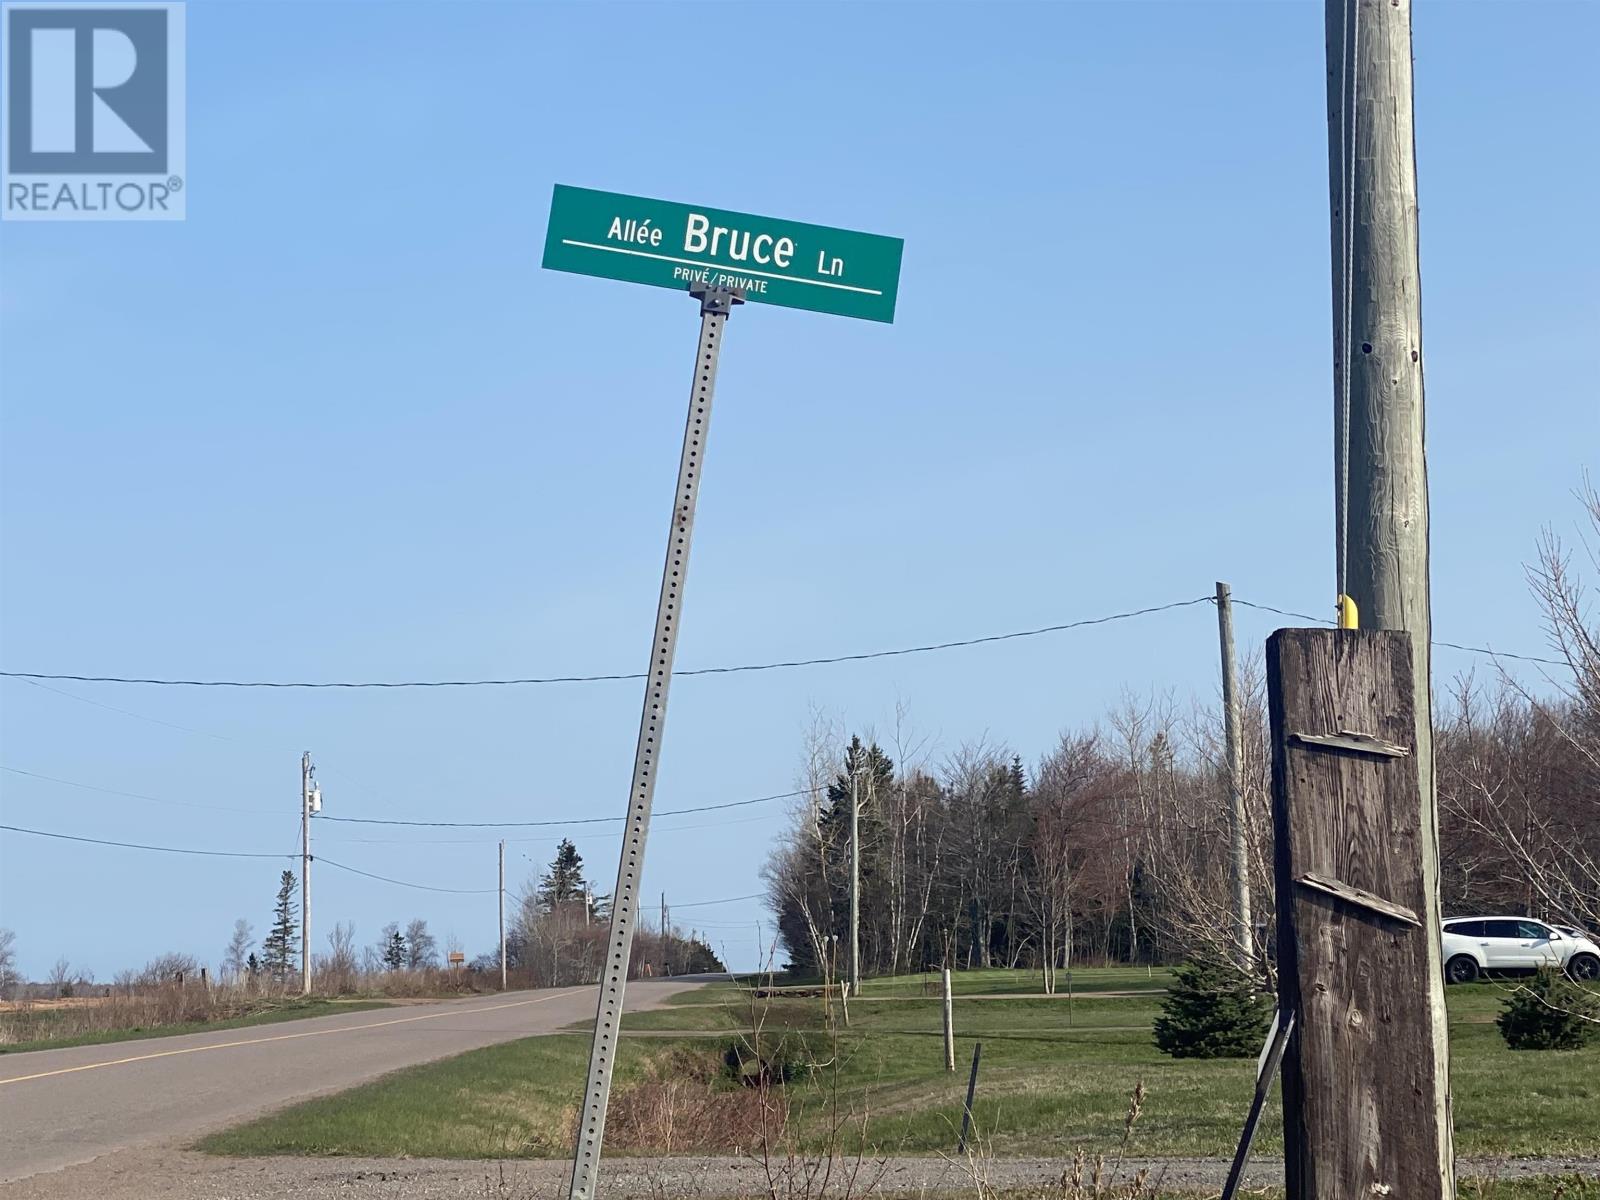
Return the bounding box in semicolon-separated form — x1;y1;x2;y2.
542;185;904;324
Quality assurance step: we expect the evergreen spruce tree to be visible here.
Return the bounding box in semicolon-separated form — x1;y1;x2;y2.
1152;955;1271;1059
538;839;589;911
261;870;299;984
1496;967;1600;1050
380;923;406;970
1007;754;1027;800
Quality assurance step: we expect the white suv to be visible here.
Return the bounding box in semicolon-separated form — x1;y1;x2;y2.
1441;916;1600;984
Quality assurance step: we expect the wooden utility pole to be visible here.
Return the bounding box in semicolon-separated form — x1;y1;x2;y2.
1215;582;1253;969
1320;0;1452;1193
848;766;861;998
498;840;507;991
300;751;312;997
1269;631;1446;1197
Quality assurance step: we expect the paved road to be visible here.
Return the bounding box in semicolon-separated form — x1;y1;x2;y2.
0;980;706;1184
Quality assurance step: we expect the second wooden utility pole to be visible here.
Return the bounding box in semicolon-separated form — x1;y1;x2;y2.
300;751;312;996
499;840;507;991
848;765;861;998
1214;582;1253;970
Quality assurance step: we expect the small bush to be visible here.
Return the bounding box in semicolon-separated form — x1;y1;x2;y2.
1152;955;1271;1059
722;1037;806;1087
1496;968;1600;1051
608;1046;784;1153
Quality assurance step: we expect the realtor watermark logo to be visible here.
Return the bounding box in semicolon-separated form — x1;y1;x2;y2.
2;2;185;220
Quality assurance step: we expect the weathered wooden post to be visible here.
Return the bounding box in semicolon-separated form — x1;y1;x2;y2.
957;1042;983;1156
1268;629;1449;1197
942;967;955;1072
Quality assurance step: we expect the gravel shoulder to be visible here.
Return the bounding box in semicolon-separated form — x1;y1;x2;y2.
3;1148;1596;1200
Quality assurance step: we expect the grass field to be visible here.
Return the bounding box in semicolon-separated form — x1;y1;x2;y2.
200;970;1598;1162
0;998;392;1054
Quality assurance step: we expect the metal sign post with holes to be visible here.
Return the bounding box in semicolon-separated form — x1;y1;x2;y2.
542;186;902;1200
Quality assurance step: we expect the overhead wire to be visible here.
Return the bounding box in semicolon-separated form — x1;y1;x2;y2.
0;597;1215;688
317;788;810;828
0;822;290;859
670;892;763;908
0;764;278;816
13;676;245;743
1;594;1567;691
318;857;497;895
1229;599;1570;667
313;810;783;847
0;821;759;906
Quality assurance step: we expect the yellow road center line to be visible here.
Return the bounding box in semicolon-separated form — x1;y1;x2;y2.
0;990;577;1087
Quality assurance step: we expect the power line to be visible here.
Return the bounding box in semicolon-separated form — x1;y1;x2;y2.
1429;640;1568;669
1;594;1566;687
12;677;244;743
0;764;278;816
315;810;783;847
1230;599;1330;625
1;763;808;831
0;823;290;859
1229;599;1570;667
671;892;763;909
317;788;810;828
0;822;500;895
318;857;496;895
0;597;1214;689
0;822;765;907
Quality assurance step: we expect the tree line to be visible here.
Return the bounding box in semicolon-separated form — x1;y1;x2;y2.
501;838;724;986
764;484;1600;985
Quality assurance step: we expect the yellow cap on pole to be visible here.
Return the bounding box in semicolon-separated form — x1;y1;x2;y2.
1336;594;1359;630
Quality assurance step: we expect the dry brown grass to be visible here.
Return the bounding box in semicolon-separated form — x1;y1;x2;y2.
0;982;380;1049
607;1046;787;1154
962;1081;1155;1200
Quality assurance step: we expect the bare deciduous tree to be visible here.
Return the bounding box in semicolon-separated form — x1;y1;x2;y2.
0;929;18;1000
223;919;254;982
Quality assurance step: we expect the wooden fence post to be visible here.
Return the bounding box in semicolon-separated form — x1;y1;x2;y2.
1268;628;1449;1198
942;967;955;1072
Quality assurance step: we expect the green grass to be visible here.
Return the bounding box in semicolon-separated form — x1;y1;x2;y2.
854;966;1175;997
201;971;1599;1162
198;1032;596;1158
619;993;1164;1036
0;998;392;1054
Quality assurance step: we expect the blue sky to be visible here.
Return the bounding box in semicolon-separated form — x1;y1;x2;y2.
1;1;1595;980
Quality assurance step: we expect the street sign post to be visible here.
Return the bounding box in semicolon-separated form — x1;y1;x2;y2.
543;185;903;323
545;183;899;1200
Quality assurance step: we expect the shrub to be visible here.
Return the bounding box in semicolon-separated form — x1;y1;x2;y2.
609;1046;782;1153
1152;955;1271;1059
1496;968;1600;1051
723;1037;806;1087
